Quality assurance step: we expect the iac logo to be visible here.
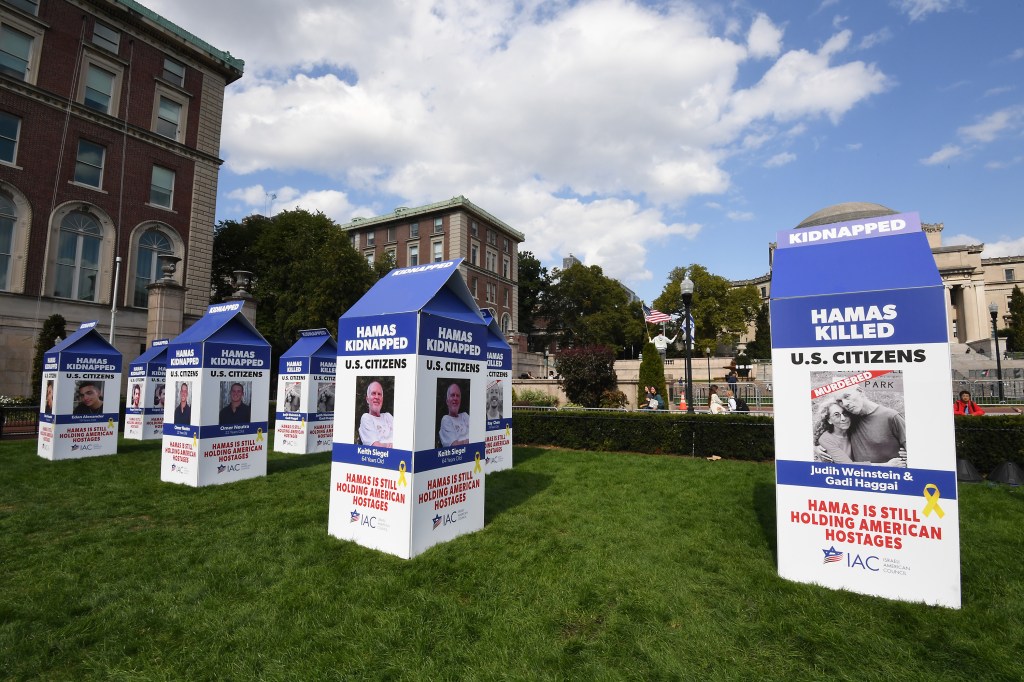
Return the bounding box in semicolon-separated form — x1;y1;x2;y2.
822;546;843;565
350;509;360;524
847;554;879;571
432;512;460;530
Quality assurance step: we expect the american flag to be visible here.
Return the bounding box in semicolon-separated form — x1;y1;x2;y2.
642;304;673;324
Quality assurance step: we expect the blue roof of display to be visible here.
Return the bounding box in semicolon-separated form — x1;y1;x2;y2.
49;321;118;354
342;259;484;324
281;329;337;359
130;339;170;365
172;302;269;346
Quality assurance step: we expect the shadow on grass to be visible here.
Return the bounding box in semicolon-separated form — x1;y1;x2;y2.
485;469;552;523
510;446;550;465
268;451;331;475
753;481;778;560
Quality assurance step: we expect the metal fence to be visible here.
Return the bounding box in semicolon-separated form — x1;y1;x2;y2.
952;379;1024;405
0;406;39;439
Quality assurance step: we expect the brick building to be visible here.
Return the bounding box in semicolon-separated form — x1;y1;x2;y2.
339;196;525;343
0;0;242;395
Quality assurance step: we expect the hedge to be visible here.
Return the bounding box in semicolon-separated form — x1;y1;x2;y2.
513;410;1024;475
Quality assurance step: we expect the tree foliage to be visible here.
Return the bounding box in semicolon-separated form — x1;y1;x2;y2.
211;210;376;356
745;303;772;359
517;251;548;349
638;342;667;407
32;314;67;400
539;263;644;352
555;345;619;408
1007;286;1024;353
651;264;761;352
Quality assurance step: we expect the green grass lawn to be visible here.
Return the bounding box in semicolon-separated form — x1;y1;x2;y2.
2;439;1022;681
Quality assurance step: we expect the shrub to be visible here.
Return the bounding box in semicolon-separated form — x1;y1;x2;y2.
599;389;628;409
31;314;67;401
512;388;558;408
638;342;667;405
555;345;618;408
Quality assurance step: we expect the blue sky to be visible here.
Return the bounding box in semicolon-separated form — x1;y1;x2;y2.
145;0;1024;304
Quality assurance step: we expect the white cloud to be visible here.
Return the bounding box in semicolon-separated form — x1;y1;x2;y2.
845;142;863;151
984;86;1015;98
983;237;1024;258
958;106;1024;143
727;210;755;221
942;232;983;247
142;0;892;281
858;27;893;50
986;156;1024;170
894;0;963;22
920;145;962;165
747;13;783;59
763;152;796;168
1008;48;1024;61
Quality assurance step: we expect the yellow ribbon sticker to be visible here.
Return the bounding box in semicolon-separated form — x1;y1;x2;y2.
506;425;511;436
301;418;306;428
398;460;407;486
193;434;198;449
923;483;945;518
474;452;482;473
108;418;114;430
256;428;264;442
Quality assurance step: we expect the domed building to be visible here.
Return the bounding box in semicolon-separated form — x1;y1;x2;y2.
735;202;1024;350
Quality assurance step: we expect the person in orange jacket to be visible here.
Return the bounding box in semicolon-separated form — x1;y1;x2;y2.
953;390;985;416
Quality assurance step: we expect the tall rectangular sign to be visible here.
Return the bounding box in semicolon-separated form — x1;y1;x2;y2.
771;211;961;608
275;329;337;454
125;339;169;440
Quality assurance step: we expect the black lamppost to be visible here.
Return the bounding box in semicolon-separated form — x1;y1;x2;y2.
989;302;1005;402
705;346;711;392
681;277;695;414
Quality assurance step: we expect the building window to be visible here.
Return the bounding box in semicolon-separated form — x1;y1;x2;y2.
486;229;496;246
409;222;418;238
364;250;374;266
4;0;39;15
503;237;510;253
0;111;20;164
349;233;357;248
83;63;116;113
92;22;120;54
760;286;767;298
433;217;443;233
74;140;105;188
162;57;185;87
486;249;497;273
432;240;443;262
504;288;509;307
0;22;37;82
501;313;511;335
54;212;102;301
0;192;13;290
384;246;396;265
386;227;396;243
365;231;375;247
1005;268;1015;282
408;243;419;266
155;96;182;140
502;256;510;279
471;276;478;297
471;221;478;237
150;166;174;208
470;242;479;266
132;229;173;306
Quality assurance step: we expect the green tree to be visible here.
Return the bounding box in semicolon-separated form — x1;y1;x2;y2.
31;314;67;400
745;303;772;359
517;251;548;348
638;342;667;407
651;264;761;352
555;345;619;407
373;250;396;281
210;214;270;302
1008;286;1024;353
539;263;644;352
212;209;376;356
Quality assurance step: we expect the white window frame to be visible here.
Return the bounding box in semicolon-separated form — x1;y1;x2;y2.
92;21;120;54
161;56;185;87
409;222;419;238
149;165;175;209
44;203;116;304
364;250;374;266
0;12;43;84
125;222;183;308
470;241;479;266
1005;268;1015;282
502;255;510;279
408;243;419;267
4;0;39;15
151;84;189;143
0;110;20;166
386;226;396;243
0;182;30;293
470;220;478;237
73;139;106;189
431;239;443;262
365;230;375;247
433;217;444;234
78;50;124;116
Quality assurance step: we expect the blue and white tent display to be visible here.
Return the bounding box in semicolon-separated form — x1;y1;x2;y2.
481;309;512;473
770;211;960;608
125;339;169;440
328;259;487;559
161;301;271;487
38;320;122;460
275;328;337;454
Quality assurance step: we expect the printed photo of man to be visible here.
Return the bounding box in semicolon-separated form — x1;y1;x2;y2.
73;380;104;415
220;381;252;425
174;382;192;425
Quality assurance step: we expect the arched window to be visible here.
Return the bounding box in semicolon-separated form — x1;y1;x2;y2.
133;228;173;306
54;211;102;301
501;313;512;335
0;193;14;290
